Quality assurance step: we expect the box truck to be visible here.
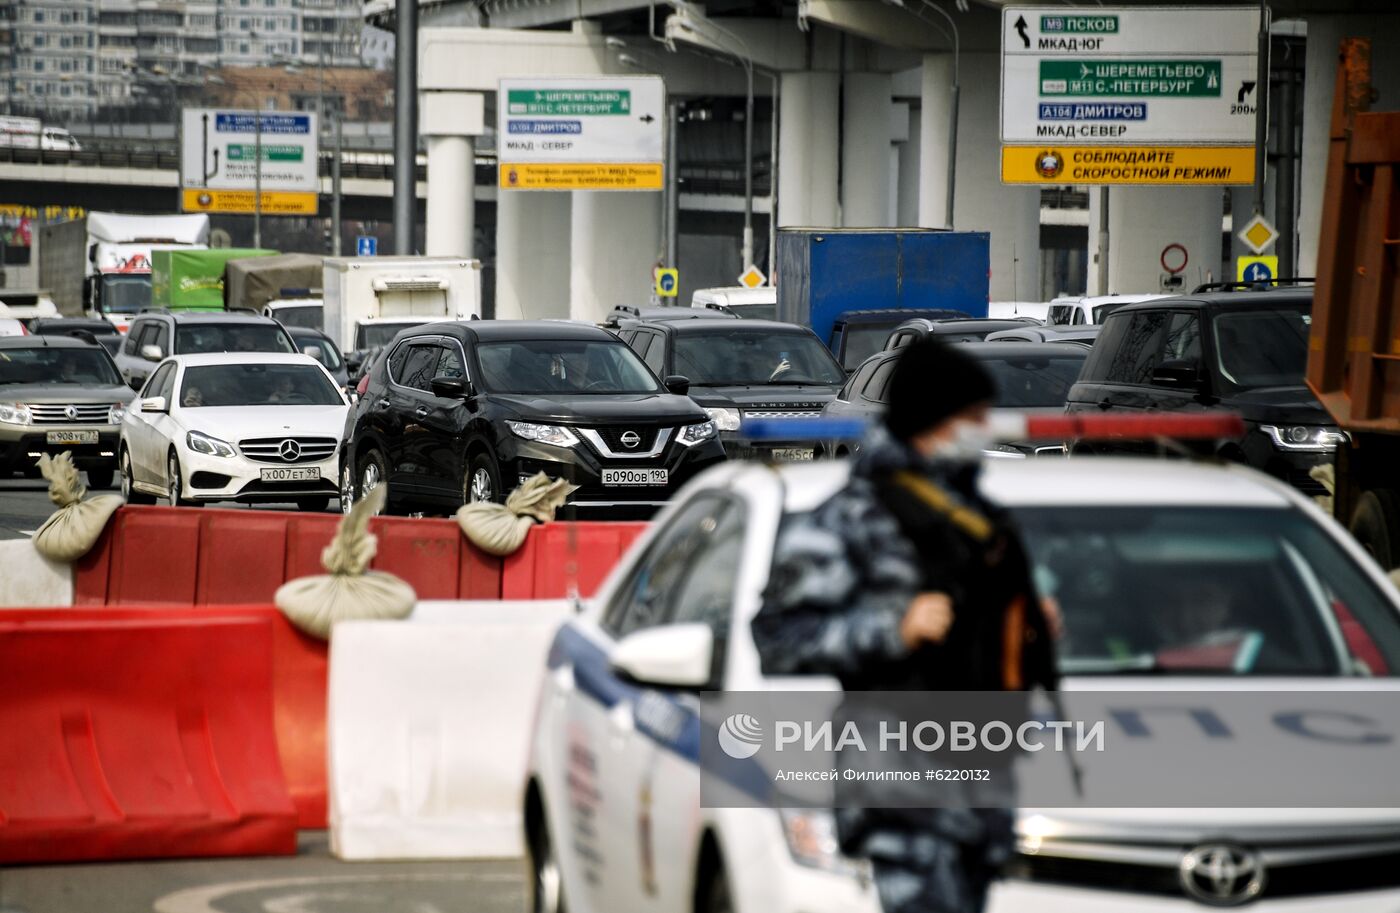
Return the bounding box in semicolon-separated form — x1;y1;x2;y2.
149;248;275;310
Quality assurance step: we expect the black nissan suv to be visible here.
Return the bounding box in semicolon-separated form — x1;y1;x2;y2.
613;317;847;461
1064;289;1340;495
344;321;725;515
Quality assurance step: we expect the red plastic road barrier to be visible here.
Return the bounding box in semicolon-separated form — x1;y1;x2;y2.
74;506;502;606
989;411;1248;442
503;522;650;599
0;614;297;863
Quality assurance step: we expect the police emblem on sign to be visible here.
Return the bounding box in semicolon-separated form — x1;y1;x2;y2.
1036;150;1065;180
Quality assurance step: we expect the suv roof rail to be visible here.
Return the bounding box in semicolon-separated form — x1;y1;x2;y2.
1191;277;1315;294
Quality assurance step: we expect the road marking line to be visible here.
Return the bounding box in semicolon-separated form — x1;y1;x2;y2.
152;872;516;913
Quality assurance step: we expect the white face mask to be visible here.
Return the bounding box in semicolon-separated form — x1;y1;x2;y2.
933;420;994;462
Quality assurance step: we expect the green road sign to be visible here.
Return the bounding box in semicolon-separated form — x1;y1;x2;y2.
506;89;631;116
1040;14;1118;33
1039;60;1223;97
227;144;305;162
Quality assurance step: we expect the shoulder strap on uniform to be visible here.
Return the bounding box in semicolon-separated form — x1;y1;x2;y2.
890;470;995;542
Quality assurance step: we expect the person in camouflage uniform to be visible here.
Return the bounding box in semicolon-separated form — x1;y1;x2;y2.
751;336;1059;913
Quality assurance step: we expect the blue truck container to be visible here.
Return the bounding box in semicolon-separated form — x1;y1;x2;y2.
775;228;991;352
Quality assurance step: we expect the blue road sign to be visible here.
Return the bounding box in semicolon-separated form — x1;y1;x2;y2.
1245;262;1273;282
356;236;377;257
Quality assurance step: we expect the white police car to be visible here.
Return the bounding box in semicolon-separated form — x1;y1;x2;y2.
523;452;1400;913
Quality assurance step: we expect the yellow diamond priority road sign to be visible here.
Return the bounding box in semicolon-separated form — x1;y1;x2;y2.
1237;213;1279;255
738;265;767;290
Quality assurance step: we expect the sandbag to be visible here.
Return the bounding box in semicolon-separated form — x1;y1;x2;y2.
1309;464;1335;514
455;472;578;556
275;485;415;639
30;453;123;563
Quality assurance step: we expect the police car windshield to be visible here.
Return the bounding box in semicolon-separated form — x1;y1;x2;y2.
1212;305;1310;391
676;330;845;386
176;324;295;355
977;352;1088;407
179;363;341;407
476;340;662;395
1012;506;1400;677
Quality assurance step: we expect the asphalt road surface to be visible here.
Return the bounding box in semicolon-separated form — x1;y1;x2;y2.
0;833;525;913
0;477;340;540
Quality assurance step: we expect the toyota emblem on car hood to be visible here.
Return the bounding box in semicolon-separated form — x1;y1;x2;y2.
620;431;641;448
1179;844;1265;906
278;439;302;461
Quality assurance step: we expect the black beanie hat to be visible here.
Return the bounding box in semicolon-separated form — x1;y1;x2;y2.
883;335;997;441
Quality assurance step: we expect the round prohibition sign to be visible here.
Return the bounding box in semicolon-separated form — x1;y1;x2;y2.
1161;243;1189;275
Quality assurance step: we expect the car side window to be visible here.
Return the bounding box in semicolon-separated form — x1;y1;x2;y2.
631;331;653;361
1159;312;1202;366
841;360;876;401
1102;310;1171;385
643;332;666;376
664;502;746;640
141;362;172;398
399;343;441;392
863;358;896;403
155;364;176;402
123;322;145;355
435;343;467;381
386;341;411;382
153;322;170;356
602;496;730;639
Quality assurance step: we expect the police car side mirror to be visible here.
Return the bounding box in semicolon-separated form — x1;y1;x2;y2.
611;623;714;690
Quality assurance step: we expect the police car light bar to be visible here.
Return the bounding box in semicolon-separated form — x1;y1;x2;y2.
740;413;1246;443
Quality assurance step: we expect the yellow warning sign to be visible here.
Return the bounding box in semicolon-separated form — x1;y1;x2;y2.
1001;145;1255;185
499;162;663;191
182;189;319;215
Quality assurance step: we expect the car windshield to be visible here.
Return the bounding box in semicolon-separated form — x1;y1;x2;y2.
179;363;342;407
1015;506;1400;677
176;324;295;355
1047;304;1077;325
295;334;343;371
977;352;1087;407
675;330;845;386
842;324;901;371
0;346;123;386
1092;302;1127;323
271;305;323;330
100;275;152;315
357;322;428;350
1212;305;1310;390
476;340;662;395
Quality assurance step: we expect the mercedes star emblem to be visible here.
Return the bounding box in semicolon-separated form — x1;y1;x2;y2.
278;439;302;462
1179;844;1265;906
620;431;641;449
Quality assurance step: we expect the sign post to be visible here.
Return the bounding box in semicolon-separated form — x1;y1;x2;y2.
1000;7;1260;186
180;109;320;215
497;77;665;191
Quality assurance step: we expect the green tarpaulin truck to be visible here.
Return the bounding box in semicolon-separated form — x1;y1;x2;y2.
150;248;275;310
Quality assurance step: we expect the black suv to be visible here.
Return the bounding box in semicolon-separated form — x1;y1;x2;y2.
614;317;846;461
1065;289;1339;494
345;321;725;515
115;310;296;390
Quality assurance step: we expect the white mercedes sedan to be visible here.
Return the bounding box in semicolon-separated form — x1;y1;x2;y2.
120;352;349;511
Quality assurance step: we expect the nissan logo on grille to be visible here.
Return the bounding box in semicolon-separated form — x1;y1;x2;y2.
1179;844;1265;906
278;439;302;462
619;431;642;449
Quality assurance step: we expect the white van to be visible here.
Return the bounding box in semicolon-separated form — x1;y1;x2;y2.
1046;293;1164;326
690;286;777;319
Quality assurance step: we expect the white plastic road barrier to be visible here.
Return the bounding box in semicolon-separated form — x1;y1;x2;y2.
327;599;573;860
0;540;75;607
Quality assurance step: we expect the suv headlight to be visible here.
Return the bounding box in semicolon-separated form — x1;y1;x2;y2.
108;403;126;424
678;419;718;446
1260;424;1346;452
704;407;742;432
506;421;580;448
778;808;870;877
186;430;236;458
0;402;31;425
